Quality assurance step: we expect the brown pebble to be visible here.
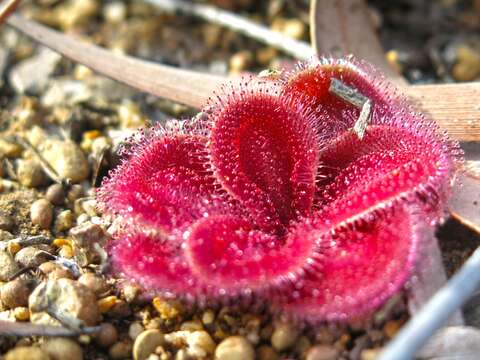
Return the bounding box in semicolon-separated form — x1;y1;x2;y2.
5;346;50;360
30;199;53;229
0;250;20;281
42;337;83;360
109;341;133;360
109;299;131;318
96;323;119;348
45;183;66;205
305;345;339;360
129;322;144;340
133;329;165;360
78;272;109;296
15;245;52;268
0;278;31;308
271;323;298;352
38;261;73;280
67;184;84;203
257;345;279;360
215;336;254;360
17;158;47;188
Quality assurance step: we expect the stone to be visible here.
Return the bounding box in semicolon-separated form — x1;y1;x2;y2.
166;330;216;358
133;329;166;360
17;159;47;188
38;261;74;280
257;345;279;360
41;79;93;107
29;278;100;326
54;210;74;233
5;346;50;360
0;250;20;281
15;245;52;268
42;338;83;360
214;336;254;360
0;278;31;308
305;345;340;360
452;45;480;81
78;272;109;296
109;341;133;360
45;184;66;206
271;322;299;352
0;138;22;158
41;140;89;183
30;199;53;230
9;48;61;95
70;222;109;266
96;323;119;348
129;322;145;340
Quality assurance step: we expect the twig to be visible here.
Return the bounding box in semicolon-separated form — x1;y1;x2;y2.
144;0;314;60
378;246;480;360
0;320;100;337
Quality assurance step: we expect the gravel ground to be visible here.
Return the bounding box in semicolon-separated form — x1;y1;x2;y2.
0;1;479;359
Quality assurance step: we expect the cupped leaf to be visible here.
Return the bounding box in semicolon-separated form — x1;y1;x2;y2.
279;204;426;322
98;124;219;233
185;214;316;296
208;82;320;232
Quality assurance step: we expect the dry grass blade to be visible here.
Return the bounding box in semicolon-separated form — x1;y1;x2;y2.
0;0;20;24
6;14;224;109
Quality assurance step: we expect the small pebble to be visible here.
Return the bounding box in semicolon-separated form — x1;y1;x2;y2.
305;345;340;360
129;322;144;340
30;199;53;229
257;345;279;360
180;320;204;331
361;348;382;360
453;45;480;81
109;341;133;360
123;283;141;303
202;309;215;325
383;320;401;338
152;297;183;320
0;278;31;308
29;278;100;326
46;183;65;205
70;222;108;266
5;346;50;360
15;245;52;268
271;322;299;352
14;306;30;321
16;158;47;188
215;336;254;360
229;50;253;74
0;138;23;158
103;2;127;23
133;329;166;360
0;250;20;281
78;272;109;296
98;295;119;314
54;210;75;232
41;139;89;183
96;323;119;348
38;261;73;280
67;184;84;202
42;337;83;360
